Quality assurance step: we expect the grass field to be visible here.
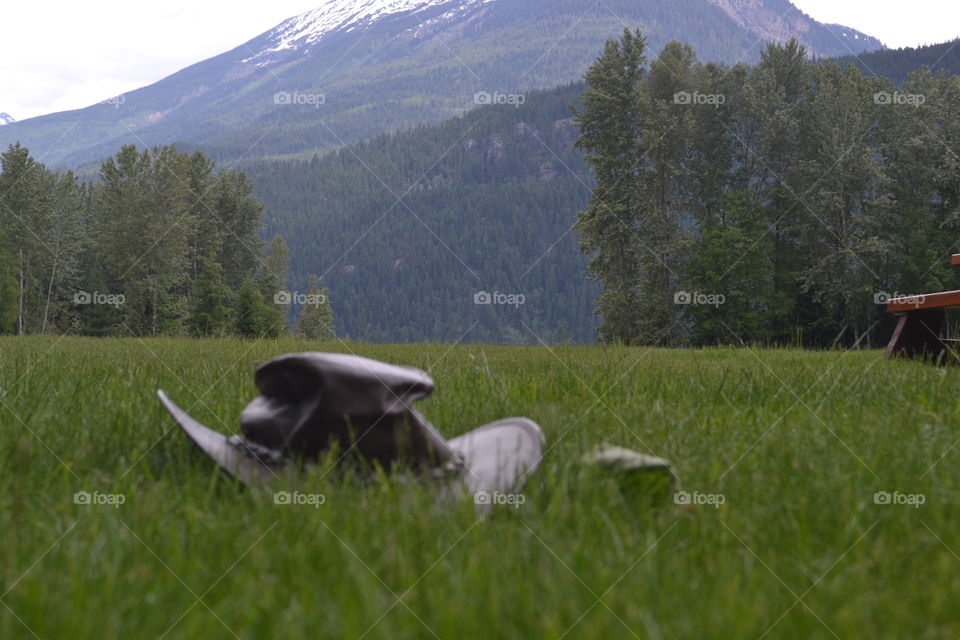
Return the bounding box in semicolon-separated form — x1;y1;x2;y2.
0;336;957;639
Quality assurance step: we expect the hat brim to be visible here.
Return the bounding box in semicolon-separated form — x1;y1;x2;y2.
447;417;545;500
157;390;278;485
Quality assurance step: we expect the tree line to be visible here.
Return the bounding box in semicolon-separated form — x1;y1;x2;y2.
832;38;960;85
574;31;960;347
0;143;334;339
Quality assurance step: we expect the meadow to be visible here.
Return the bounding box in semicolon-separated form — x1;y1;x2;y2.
0;336;957;639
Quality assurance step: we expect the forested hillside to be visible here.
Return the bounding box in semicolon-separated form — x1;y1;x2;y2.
832;39;960;84
244;84;597;343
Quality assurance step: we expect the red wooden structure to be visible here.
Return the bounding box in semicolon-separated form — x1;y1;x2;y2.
885;254;960;360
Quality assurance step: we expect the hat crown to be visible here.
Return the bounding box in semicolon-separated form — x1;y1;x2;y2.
239;352;452;467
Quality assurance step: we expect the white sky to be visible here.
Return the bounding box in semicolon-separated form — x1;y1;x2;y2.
1;0;958;122
0;1;318;121
791;0;960;49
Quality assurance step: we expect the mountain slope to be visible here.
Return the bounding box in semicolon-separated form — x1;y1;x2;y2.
244;82;595;343
0;0;881;167
706;0;883;54
832;38;960;84
0;113;14;126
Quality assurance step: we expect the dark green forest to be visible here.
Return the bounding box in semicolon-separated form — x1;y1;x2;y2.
244;83;598;343
4;32;960;346
575;32;960;346
0;144;332;339
833;38;960;85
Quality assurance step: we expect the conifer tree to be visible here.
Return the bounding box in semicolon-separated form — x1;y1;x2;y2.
296;275;335;340
234;277;277;338
0;229;17;334
189;257;230;336
572;29;648;343
259;235;290;335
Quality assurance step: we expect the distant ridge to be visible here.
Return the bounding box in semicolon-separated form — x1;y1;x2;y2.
832;38;960;84
705;0;884;54
0;0;883;167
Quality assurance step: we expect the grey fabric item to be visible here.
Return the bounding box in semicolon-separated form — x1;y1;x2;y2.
157;390;279;485
448;418;545;497
158;352;544;501
239;352;454;469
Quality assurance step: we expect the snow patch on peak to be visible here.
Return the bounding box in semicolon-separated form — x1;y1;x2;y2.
0;112;15;126
244;0;488;64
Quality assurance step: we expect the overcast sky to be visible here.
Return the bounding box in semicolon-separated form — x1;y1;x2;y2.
1;0;958;122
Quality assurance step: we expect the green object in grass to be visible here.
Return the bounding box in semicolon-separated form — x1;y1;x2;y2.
581;443;671;473
581;443;676;504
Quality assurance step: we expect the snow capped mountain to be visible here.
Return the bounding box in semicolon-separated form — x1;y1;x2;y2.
1;0;889;168
243;0;491;64
0;112;14;126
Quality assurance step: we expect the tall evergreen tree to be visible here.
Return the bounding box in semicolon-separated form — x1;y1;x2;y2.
636;41;700;344
0;229;17;334
40;170;85;334
259;234;290;334
214;170;264;290
189;257;230;336
731;40;811;341
184;150;218;282
572;29;649;343
794;62;893;344
234;277;279;338
296;275;335;340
